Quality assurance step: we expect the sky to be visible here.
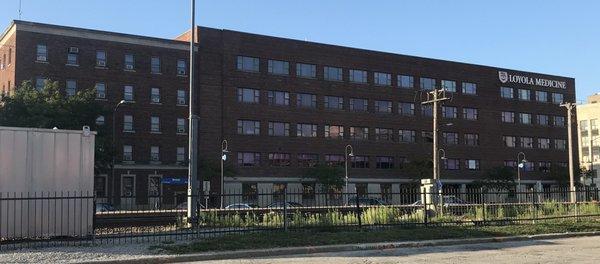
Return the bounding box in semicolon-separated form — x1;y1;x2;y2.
1;0;598;102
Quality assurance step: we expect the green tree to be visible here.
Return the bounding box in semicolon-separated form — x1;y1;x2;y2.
199;158;236;181
548;164;582;187
304;164;344;191
402;157;433;180
0;80;110;173
472;166;516;192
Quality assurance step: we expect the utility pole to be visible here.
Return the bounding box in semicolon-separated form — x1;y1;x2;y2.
421;88;449;181
187;0;199;222
561;102;576;203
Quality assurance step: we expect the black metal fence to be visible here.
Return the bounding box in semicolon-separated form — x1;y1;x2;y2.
2;187;600;250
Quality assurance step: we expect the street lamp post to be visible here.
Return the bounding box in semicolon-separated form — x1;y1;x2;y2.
344;145;354;203
517;152;527;203
111;99;126;204
220;140;228;209
438;149;446;214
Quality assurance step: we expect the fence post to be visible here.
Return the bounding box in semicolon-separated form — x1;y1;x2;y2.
481;190;486;225
423;187;428;226
92;195;97;244
283;188;288;232
532;188;537;223
355;190;362;229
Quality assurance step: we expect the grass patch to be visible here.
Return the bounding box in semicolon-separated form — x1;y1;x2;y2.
153;218;600;254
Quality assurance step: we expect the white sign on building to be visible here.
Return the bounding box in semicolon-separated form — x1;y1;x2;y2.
498;71;567;89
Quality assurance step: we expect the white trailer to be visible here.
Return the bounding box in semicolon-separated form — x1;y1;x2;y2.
0;126;95;240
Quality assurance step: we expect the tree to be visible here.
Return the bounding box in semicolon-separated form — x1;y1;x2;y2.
472;166;516;193
303;164;344;192
548;164;582;187
199;158;236;181
402;157;433;180
0;80;110;173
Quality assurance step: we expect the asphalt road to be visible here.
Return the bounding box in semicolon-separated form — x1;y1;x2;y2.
186;236;600;264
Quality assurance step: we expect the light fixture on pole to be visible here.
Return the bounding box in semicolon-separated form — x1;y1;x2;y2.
345;144;354;203
187;0;199;222
111;99;126;204
517;151;527;203
220;139;228;209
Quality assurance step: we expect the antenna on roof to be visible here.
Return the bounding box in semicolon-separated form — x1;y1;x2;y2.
18;0;22;19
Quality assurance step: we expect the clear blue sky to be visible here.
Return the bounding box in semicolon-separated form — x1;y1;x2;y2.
2;0;598;102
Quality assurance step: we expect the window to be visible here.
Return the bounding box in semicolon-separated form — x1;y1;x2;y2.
177;118;186;133
520;137;533;148
441;80;456;92
150;146;160;162
502;111;515;123
420;77;436;90
123;115;134;132
237;56;260;72
555;139;567;150
298;153;319;167
554;116;565;127
356;183;368;196
237;88;260;104
95;83;106;99
349;98;368;112
421;105;433;117
538;138;550;149
538;162;551;173
374;72;391;86
268;59;289;75
94;177;107;197
96;50;106;67
297;93;317;108
398;102;415;116
66;80;77;97
242;183;258;201
465;159;480;170
537;114;549;126
381;183;392;201
324;66;342;81
398;75;414;88
237;120;260;135
523;162;535;172
376;156;394;169
297;123;317;137
177;59;187;75
325;154;345;167
176;147;186;162
151;57;161;73
375;100;392;113
518;89;530;101
123;145;133;161
519;113;532;125
150;116;160;132
67;47;78;65
350;127;369;140
123;85;134;101
302;183;316;200
151;88;161;103
124;54;135;70
351;156;369;168
349;69;367;83
324;96;343;110
237;152;261;167
268;122;290;136
399;130;416;143
268;153;291;167
444;159;460;170
8;48;12;65
36;44;47;62
552;93;564;104
35;77;45;90
501;87;514;99
463;108;478;120
504;160;517;168
268;90;290;106
177;90;187;105
375;128;394;141
148;176;161;197
95;116;105;126
535;91;548;102
464;133;479;146
442;132;459;145
121;176;135;197
325;125;344;139
296;63;316;78
442;106;457;119
462;82;477;95
503;136;516;148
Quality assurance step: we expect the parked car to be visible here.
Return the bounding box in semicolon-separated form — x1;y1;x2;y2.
410;195;467;207
225;203;256;210
95;203;116;213
346;197;387;206
267;202;303;209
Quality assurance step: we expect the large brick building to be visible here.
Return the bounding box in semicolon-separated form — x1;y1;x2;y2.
0;20;577;207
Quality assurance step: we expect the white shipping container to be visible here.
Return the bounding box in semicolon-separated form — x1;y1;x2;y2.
0;126;96;240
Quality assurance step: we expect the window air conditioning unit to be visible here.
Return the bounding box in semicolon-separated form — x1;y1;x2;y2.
177;127;185;133
125;64;134;70
69;47;79;53
124;154;133;161
177;98;186;105
97;92;106;99
151;155;159;161
37;55;47;62
177;69;186;75
97;60;106;67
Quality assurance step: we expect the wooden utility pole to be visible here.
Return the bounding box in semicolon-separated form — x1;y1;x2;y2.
421;88;450;180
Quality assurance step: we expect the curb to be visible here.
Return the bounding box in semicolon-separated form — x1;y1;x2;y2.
84;231;600;264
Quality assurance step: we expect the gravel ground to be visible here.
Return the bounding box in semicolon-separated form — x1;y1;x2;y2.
0;242;166;263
